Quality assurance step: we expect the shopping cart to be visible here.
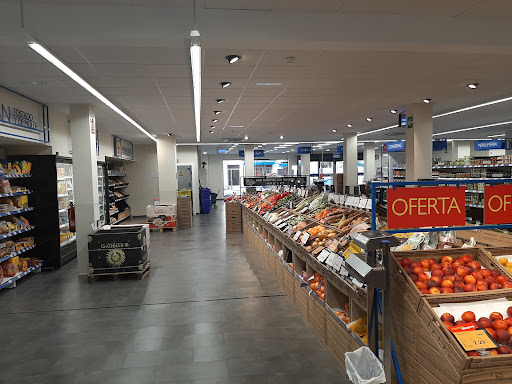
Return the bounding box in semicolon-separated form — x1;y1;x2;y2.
210;190;219;209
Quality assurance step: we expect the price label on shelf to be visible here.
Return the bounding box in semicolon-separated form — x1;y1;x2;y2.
299;207;308;213
317;249;330;263
339;265;349;277
293;230;302;241
365;199;372;210
301;231;310;245
453;329;498;352
287;225;293;235
333;255;344;271
358;198;368;209
312;246;324;255
278;222;287;230
264;212;270;220
274;219;283;226
340;195;346;205
353;197;360;207
325;253;336;267
289;202;293;209
284;215;295;221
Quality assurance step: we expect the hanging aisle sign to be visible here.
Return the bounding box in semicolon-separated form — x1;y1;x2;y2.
0;85;49;143
254;149;265;157
432;139;448;152
384;140;406;152
484;185;512;224
239;150;245;157
387;186;466;229
297;145;312;154
475;140;504;151
337;144;343;154
113;136;134;160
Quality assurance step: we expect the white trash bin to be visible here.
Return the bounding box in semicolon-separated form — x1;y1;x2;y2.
345;346;386;384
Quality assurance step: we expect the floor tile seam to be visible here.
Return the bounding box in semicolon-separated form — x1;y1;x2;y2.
0;293;288;316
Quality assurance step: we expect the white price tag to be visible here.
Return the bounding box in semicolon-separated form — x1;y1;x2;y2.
278;222;288;230
340;195;346;205
358;198;367;209
301;231;311;245
339;265;349;277
300;207;308;213
264;212;270;220
274;219;283;226
325;253;336;266
293;230;302;241
333;255;344;271
287;225;293;235
284;214;295;221
328;193;334;202
365;199;372;210
352;278;364;288
317;249;330;263
353;197;360;207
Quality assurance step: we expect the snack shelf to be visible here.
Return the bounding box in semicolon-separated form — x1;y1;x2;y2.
59;223;69;229
0;174;31;179
0;244;36;264
433;163;512;169
0;190;32;198
109;210;119;216
0;226;35;240
60;236;76;248
58;208;67;213
0;207;34;218
108;173;127;177
111;214;131;225
0;262;42;291
109;184;129;189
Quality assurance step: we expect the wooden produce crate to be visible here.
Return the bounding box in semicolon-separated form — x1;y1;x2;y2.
392;247;512;310
283;266;295;298
412;294;512;383
294;277;309;319
481;246;512;279
479;230;512;247
225;202;242;233
273;252;285;287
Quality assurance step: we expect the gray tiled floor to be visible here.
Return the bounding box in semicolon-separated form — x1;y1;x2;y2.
0;202;348;383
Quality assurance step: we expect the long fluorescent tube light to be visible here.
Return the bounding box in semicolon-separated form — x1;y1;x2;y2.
190;30;201;142
432;121;512;136
488;134;506;138
28;42;157;142
358;124;399;137
434;97;512;119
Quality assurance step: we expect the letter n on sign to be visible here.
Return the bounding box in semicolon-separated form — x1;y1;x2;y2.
485;185;512;224
387;186;466;229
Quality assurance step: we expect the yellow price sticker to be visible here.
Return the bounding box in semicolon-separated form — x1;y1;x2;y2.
453;329;498;351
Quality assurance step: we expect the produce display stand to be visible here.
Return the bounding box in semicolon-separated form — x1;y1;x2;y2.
242;182;512;384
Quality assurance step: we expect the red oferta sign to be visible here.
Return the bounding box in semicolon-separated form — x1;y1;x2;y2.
387;186;466;229
484;185;512;224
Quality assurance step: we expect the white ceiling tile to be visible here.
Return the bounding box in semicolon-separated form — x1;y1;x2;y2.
205;0;274;11
274;0;343;12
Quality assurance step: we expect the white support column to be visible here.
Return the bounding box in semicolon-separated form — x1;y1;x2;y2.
70;104;100;276
288;153;297;176
343;132;358;192
244;145;254;177
157;134;178;205
364;143;376;182
301;153;310;185
452;140;471;161
405;103;433;181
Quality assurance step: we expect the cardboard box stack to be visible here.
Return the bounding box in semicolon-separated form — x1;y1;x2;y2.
225;202;241;233
177;196;192;229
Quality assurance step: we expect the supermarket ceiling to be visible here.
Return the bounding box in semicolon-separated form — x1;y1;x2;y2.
1;1;512;144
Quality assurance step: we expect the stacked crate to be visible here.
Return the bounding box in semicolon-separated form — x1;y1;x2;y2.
177;196;192;229
225;202;242;233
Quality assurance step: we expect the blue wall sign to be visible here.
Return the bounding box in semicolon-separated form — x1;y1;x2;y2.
337;144;343;154
475;139;504;151
432;139;448;152
254;149;265;157
297;145;312;154
239;150;245;157
386;140;406;152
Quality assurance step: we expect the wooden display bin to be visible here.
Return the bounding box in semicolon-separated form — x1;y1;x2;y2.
225;202;241;233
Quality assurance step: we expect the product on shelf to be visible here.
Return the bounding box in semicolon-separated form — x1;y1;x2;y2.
0;216;30;234
335;302;351;324
308;271;325;300
0;160;32;176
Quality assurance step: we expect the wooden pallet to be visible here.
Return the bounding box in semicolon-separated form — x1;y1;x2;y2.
149;227;177;232
88;262;150;282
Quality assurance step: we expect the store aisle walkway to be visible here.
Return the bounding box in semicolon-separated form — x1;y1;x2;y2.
0;202;348;384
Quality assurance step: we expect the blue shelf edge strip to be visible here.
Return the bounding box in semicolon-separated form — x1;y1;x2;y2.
0;226;35;240
0;244;36;264
0;262;42;290
0;174;32;179
0;207;34;218
0;191;32;198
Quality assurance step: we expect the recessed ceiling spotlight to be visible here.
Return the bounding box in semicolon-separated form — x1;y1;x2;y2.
467;83;479;89
214;111;221;115
209;130;214;134
280;135;284;139
347;124;352;128
210;126;215;129
225;55;241;64
326;149;330;152
332;129;337;133
390;109;397;114
203;151;207;155
220;82;231;88
422;98;432;103
212;119;218;123
366;117;372;122
216;99;225;103
244;135;248;140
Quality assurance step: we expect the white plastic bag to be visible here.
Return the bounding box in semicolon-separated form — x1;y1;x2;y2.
345;346;386;384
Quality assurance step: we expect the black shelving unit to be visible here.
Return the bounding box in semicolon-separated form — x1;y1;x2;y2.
106;160;131;224
9;155;76;270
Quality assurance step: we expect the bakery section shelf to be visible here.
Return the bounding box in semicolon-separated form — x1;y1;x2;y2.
106;161;131;224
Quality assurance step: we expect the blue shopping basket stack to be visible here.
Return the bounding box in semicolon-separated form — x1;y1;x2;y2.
200;187;211;214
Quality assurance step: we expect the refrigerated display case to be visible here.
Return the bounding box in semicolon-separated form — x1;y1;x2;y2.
57;160;76;247
97;163;107;226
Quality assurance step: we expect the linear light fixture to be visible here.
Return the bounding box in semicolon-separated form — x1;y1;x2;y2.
358;124;399;137
432;121;512;136
28;42;157;142
488;134;505;138
434;96;512;118
190;30;201;142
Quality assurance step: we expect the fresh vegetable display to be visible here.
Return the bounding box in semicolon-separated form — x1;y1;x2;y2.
309;272;325;301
